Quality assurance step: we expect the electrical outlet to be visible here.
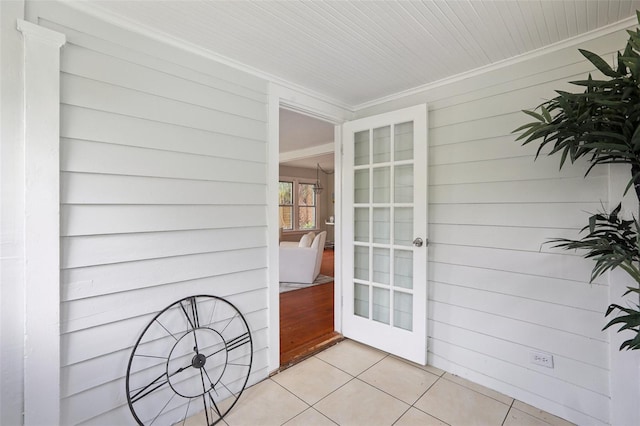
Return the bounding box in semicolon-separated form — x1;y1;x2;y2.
530;351;554;368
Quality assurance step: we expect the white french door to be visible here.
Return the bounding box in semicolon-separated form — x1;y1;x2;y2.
341;104;428;365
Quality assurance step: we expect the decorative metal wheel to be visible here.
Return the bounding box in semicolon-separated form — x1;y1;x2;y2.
126;295;253;425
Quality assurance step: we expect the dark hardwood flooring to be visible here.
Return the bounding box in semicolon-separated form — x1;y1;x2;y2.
279;248;342;367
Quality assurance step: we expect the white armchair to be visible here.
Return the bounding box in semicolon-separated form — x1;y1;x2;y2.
279;231;327;284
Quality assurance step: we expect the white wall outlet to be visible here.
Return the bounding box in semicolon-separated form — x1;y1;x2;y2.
530;351;554;368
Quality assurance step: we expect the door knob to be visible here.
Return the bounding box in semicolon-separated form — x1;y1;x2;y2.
413;237;424;247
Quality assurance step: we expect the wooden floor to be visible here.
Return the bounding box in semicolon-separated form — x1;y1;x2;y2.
279;248;341;367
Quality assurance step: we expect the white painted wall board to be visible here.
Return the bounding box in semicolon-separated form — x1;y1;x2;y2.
429;262;607;313
62;248;267;301
429;203;604;229
61;205;267;236
61;289;267;366
429;301;607;369
61;173;266;206
429;156;602;186
61;228;266;268
429;224;583;254
431;282;605;340
430;244;602;284
428;135;539;165
430;176;608;204
61;269;267;333
61;139;266;184
61;43;267;121
61;73;266;141
61;106;266;163
429;111;527;145
431;321;609;396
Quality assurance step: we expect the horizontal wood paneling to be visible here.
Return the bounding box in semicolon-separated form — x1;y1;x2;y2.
61;43;267;122
61;172;266;206
61;138;266;183
429;262;606;312
430;321;609;396
61;228;266;268
61;269;267;333
430;156;603;186
429;202;603;229
61;73;266;141
431;282;605;341
429;224;582;253
62;248;267;301
28;2;272;424
430;176;608;204
430;244;603;284
61;105;266;163
61;205;267;236
429;301;607;368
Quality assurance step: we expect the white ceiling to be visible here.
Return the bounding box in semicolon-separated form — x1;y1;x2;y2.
82;0;640;170
87;0;640;107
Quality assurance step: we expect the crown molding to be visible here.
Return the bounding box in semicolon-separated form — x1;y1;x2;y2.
279;142;334;163
354;14;638;111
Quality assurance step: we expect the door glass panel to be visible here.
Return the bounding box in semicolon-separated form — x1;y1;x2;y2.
373;208;390;244
393;291;413;331
372;287;390;325
394;250;413;289
373;126;391;164
394;121;413;161
373;167;390;203
354;246;369;280
355;130;370;166
354;283;369;318
394;207;413;246
373;248;390;285
354;169;369;203
354;208;369;242
394;164;413;203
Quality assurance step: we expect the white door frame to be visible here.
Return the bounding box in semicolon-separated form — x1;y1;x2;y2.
267;83;352;373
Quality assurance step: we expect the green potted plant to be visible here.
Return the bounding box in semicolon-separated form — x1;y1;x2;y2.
514;12;640;350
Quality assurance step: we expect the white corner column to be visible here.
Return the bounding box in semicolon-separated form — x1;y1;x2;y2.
17;19;65;426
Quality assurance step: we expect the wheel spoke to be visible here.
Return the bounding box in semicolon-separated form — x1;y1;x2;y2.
148;393;175;426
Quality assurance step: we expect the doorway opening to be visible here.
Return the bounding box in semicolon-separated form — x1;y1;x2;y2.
278;107;341;367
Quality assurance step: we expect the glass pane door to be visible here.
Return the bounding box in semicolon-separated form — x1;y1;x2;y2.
353;122;415;331
341;103;428;365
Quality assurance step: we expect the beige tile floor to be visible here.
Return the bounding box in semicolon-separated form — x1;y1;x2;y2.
222;339;575;426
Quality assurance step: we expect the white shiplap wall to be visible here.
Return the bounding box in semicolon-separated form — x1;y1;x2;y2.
27;2;269;424
355;27;635;426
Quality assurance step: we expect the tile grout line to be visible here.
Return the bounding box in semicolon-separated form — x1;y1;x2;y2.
501;398;516;426
408;374;452;426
